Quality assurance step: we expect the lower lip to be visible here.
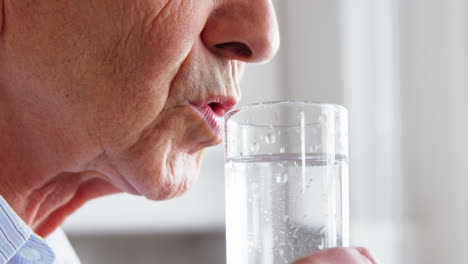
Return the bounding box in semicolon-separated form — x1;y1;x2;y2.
190;104;224;140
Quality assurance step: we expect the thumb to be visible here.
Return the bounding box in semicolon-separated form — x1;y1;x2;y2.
294;247;382;264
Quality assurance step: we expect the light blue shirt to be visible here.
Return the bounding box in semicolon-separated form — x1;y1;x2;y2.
0;196;55;264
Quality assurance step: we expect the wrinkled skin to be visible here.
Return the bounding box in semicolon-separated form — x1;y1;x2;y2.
0;0;379;263
0;0;278;235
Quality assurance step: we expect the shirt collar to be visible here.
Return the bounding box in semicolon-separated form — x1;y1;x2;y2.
0;196;55;263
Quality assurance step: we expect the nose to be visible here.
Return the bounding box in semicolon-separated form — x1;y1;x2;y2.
201;0;280;63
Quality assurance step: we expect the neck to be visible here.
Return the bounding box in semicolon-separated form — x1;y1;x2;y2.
0;98;120;238
0;167;120;238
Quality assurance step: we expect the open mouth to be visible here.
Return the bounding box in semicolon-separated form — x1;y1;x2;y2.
189;97;236;142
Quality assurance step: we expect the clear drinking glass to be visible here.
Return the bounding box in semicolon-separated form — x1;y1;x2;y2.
224;101;349;264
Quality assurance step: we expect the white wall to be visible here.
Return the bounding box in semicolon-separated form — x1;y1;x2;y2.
339;0;403;263
400;0;468;263
70;233;225;264
278;0;343;103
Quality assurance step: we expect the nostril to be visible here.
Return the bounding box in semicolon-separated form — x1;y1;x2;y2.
208;102;226;117
214;42;253;58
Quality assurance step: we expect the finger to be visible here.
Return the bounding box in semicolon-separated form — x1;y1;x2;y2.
293;247;383;264
355;247;382;264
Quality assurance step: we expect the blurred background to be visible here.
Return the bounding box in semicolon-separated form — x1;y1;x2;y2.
63;0;468;263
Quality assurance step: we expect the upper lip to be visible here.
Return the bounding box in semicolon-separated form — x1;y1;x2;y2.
189;96;237;117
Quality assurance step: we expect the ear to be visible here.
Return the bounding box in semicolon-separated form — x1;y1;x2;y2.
0;0;3;34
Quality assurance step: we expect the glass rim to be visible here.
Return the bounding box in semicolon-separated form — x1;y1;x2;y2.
224;100;348;120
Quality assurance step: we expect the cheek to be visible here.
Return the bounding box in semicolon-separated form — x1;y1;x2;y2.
134;0;212;79
95;2;213;137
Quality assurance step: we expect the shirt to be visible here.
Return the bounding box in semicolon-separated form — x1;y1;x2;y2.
0;196;81;264
45;229;81;264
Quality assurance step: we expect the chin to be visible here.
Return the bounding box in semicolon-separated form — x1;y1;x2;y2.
133;149;205;201
98;104;216;201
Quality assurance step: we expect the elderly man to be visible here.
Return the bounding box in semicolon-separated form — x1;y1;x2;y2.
0;0;380;263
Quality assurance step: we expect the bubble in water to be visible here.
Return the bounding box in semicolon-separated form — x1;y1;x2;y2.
292;226;300;238
275;173;288;184
265;132;276;144
280;147;286;153
282;173;288;183
282;215;289;222
278;248;285;256
317;228;326;250
318;115;324;123
251;142;260;154
275;174;281;183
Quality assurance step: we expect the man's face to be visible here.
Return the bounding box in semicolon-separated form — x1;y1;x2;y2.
0;0;279;199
